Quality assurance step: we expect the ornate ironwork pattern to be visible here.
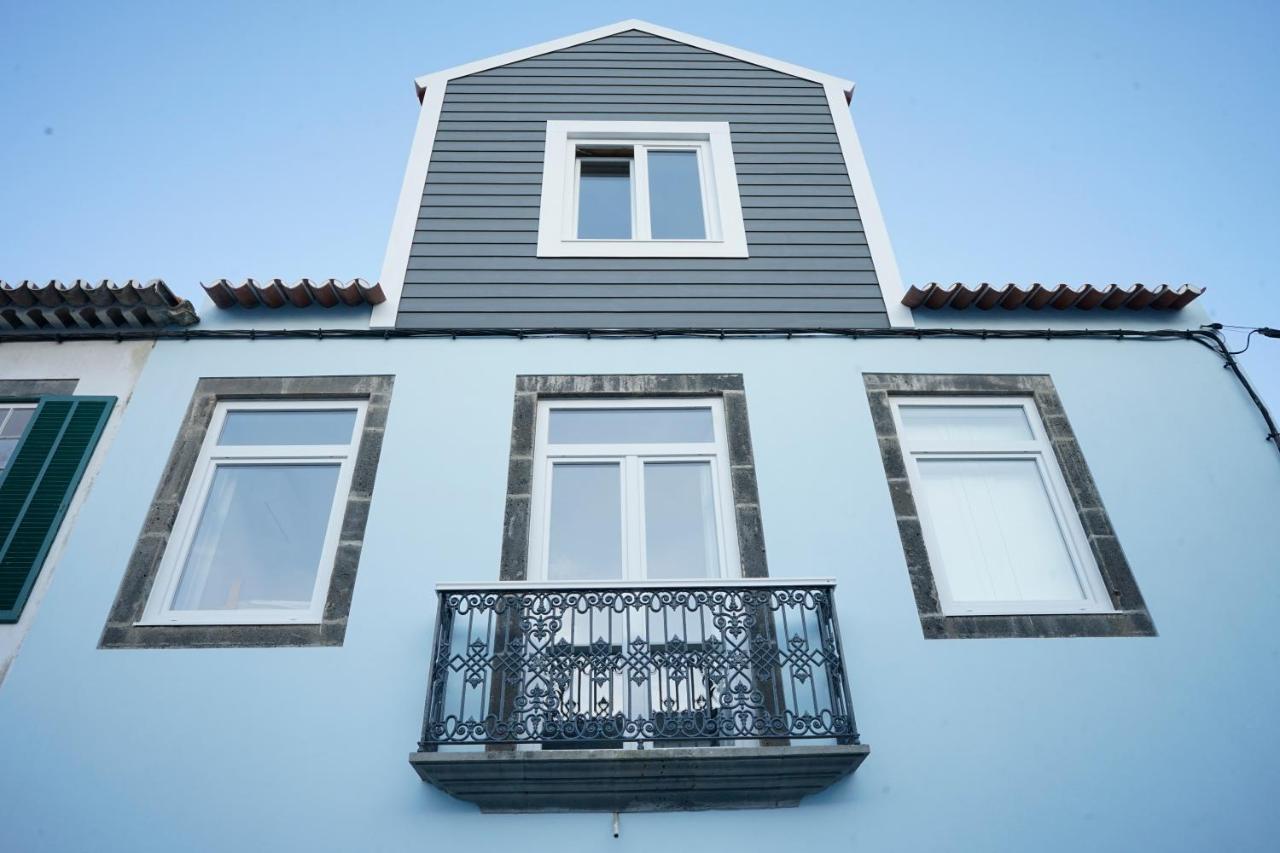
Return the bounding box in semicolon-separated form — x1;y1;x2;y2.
418;581;859;749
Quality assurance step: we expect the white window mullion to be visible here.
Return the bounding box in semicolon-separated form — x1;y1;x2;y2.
565;146;582;241
625;455;645;580
905;440;1043;456
696;144;719;241
531;456;555;580
632;146;651;241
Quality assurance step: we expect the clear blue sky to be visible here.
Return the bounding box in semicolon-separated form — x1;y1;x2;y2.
2;1;1276;406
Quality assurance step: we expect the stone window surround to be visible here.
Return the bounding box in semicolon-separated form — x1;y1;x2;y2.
500;374;768;581
100;375;393;649
863;372;1155;640
0;380;79;400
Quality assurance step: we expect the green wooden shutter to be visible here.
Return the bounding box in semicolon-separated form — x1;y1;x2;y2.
0;396;114;623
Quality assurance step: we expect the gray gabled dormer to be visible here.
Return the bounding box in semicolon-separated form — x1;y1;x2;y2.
372;20;912;330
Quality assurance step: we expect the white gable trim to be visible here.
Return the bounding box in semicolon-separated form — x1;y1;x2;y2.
414;19;853;98
370;74;445;328
823;83;915;328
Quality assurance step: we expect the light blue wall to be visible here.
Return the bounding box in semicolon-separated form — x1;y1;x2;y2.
0;334;1276;852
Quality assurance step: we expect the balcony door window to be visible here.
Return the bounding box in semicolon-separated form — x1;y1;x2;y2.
529;399;740;582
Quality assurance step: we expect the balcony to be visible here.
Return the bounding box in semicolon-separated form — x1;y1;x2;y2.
409;578;869;812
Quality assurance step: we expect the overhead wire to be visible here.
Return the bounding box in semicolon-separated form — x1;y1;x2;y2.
2;322;1276;460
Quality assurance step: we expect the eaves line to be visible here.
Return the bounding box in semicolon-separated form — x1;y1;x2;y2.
1;326;1273;461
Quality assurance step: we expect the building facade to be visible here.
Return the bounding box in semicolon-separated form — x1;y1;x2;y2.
0;280;194;682
1;20;1277;852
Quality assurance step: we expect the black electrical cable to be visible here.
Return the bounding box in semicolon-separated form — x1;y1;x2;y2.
1219;325;1280;356
0;325;1217;343
1197;326;1280;453
2;323;1277;459
1227;329;1260;356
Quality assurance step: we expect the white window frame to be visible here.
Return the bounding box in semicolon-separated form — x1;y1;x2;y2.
528;397;742;582
536;121;748;258
890;395;1113;617
138;399;368;626
0;403;38;472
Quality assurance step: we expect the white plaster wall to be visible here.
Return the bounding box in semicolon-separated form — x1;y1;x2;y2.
0;339;153;678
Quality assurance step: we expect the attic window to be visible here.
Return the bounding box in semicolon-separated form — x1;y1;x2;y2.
538;121;747;258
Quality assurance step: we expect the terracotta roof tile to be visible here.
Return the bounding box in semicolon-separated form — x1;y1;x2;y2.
902;283;1203;311
0;279;198;331
202;278;385;309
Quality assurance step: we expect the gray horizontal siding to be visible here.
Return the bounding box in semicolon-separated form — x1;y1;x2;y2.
410;237;868;255
403;271;879;285
447;84;819;95
403;258;873;271
414;217;865;232
397;29;888;330
400;297;887;312
471;67;809;79
397;312;888;329
398;283;883;298
426;160;854;174
418;193;859;207
429;122;839;133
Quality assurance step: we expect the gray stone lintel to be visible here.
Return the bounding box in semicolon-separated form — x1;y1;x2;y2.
0;379;79;399
409;743;870;813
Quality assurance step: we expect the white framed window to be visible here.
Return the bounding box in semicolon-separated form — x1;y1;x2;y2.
528;398;741;581
0;404;37;471
536;121;748;258
139;399;368;626
890;396;1113;617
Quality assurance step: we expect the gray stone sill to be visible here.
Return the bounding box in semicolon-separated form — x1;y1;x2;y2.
409;743;870;812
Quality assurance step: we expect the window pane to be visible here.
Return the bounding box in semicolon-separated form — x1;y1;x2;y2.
548;407;714;445
577;157;632;239
171;463;341;611
0;407;34;438
898;405;1033;442
916;458;1085;604
547;463;623;581
218;409;357;446
0;405;33;469
644;461;719;579
648;150;706;239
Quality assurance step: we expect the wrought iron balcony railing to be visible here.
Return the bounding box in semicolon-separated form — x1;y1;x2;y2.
418;578;859;750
